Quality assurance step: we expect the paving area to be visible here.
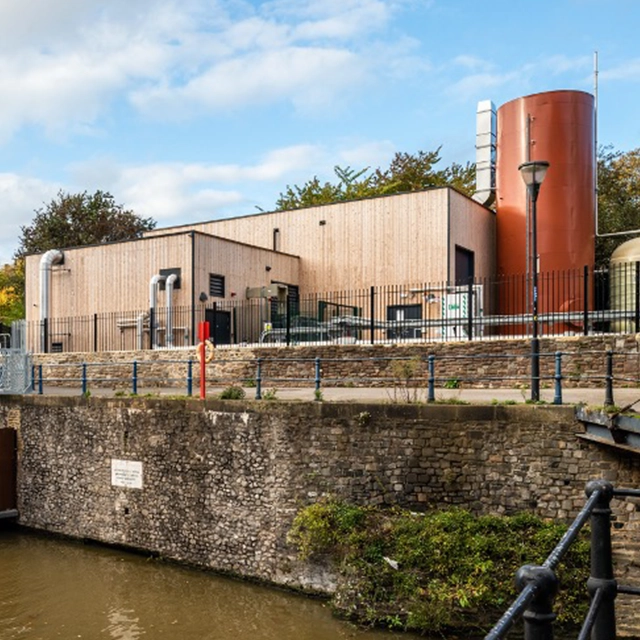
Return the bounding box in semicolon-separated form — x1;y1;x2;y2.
30;384;640;408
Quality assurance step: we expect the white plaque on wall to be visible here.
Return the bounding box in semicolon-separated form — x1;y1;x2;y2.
111;459;143;489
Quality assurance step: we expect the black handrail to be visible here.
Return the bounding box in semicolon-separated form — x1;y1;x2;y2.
485;480;640;640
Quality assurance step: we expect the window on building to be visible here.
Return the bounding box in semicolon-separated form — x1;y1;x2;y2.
209;273;225;298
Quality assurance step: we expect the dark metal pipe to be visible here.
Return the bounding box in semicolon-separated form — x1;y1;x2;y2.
255;358;262;400
604;351;614;407
585;480;617;640
553;351;562;405
427;355;435;403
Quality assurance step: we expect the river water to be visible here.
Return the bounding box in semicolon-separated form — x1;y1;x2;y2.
0;529;423;640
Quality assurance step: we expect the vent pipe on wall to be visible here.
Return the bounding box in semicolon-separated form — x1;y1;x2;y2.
39;249;64;352
149;274;166;349
165;273;178;348
472;100;497;207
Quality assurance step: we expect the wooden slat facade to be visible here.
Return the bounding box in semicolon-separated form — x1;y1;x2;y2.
23;188;495;350
25;232;300;321
144;188;495;292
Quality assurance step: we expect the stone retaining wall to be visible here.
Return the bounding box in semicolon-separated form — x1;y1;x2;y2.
33;333;640;390
1;399;639;602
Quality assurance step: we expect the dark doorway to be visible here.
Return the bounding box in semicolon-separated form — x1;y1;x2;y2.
455;246;475;284
205;309;232;345
0;429;16;512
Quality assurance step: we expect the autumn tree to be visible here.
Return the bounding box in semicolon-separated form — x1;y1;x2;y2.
5;190;156;321
0;260;24;323
275;148;476;210
15;190;156;258
596;146;640;267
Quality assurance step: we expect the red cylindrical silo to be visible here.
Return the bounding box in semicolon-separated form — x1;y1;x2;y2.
495;90;595;327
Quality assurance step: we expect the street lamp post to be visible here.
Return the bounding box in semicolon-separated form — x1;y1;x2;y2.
518;160;550;402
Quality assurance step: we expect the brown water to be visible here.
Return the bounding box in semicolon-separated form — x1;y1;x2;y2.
0;529;423;640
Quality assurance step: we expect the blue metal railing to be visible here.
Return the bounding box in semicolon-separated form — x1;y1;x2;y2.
27;349;637;405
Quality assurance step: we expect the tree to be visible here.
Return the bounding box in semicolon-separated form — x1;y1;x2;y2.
7;190;156;321
0;260;24;323
275;147;476;210
15;190;156;258
373;148;475;196
275;166;377;210
596;146;640;267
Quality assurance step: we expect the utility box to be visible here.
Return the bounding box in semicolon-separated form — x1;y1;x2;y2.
442;285;484;339
245;284;288;302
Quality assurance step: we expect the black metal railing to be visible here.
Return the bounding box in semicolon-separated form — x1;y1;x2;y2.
21;263;640;354
485;480;640;640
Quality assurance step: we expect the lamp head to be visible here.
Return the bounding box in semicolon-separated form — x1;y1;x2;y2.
518;160;550;188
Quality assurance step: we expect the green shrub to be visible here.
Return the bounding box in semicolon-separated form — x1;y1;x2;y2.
288;500;590;634
262;388;278;401
219;385;246;400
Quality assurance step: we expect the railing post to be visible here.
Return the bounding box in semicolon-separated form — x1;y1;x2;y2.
286;294;291;347
81;363;87;396
370;286;375;345
553;351;563;405
516;565;558;640
467;280;473;341
187;359;193;397
604;351;614;407
94;313;99;352
583;265;589;336
585;480;617;640
427;355;435;403
149;307;155;349
531;337;540;402
635;261;640;333
132;360;138;395
314;357;321;399
212;301;218;348
255;358;262;400
43;317;49;354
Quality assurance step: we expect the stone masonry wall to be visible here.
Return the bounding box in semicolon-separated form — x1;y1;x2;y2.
2;397;640;632
32;333;640;390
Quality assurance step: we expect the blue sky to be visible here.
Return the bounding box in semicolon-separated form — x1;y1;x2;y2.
1;0;639;265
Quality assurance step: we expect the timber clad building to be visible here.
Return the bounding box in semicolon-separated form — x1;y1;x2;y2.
20;89;603;353
24;188;495;351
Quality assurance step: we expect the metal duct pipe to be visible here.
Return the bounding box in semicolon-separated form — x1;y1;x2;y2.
136;312;146;351
39;249;64;352
472;100;497;207
149;274;166;349
165;273;178;348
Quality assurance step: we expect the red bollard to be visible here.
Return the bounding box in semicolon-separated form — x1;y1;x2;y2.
198;321;210;400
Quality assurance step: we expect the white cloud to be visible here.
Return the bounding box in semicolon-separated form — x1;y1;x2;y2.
600;58;640;82
132;46;366;114
69;144;326;223
337;140;397;168
0;174;61;265
452;55;492;72
0;0;420;138
446;71;522;102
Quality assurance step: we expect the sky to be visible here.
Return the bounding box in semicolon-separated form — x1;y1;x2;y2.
1;0;639;266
